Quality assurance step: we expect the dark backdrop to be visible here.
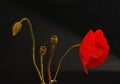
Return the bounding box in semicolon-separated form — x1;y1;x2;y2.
0;0;120;84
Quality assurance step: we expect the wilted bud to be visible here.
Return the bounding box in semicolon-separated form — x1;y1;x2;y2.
40;46;47;56
12;22;22;36
50;35;58;45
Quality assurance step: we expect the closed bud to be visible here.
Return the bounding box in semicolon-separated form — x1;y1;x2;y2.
50;35;58;45
12;22;22;36
40;46;47;56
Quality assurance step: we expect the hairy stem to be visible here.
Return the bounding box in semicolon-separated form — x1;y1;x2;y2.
40;55;45;84
53;44;80;80
47;45;55;84
20;18;42;80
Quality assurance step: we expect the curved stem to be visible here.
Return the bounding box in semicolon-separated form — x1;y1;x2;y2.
20;18;42;80
53;44;80;80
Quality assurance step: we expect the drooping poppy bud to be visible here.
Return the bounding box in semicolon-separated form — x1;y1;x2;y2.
12;22;22;36
79;29;110;74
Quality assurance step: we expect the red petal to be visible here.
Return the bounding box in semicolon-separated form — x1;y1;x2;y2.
79;29;95;73
83;65;88;74
79;29;110;73
88;29;110;68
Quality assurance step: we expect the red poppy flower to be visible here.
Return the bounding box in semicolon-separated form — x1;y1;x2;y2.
79;29;110;74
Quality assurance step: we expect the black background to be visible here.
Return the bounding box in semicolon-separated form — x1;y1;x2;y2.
0;0;120;84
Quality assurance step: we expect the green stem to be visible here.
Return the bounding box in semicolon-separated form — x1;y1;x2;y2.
40;55;45;84
53;44;80;80
20;18;42;80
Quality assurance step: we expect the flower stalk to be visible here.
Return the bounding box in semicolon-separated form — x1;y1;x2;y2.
53;44;80;80
47;35;58;84
40;46;47;84
12;18;42;81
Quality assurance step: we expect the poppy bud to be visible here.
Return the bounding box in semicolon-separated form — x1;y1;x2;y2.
50;35;58;45
12;22;22;36
40;46;47;56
